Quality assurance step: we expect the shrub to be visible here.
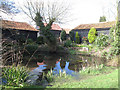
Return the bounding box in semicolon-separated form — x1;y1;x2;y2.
109;25;115;42
88;27;97;43
56;45;64;51
60;30;67;41
75;32;80;44
102;51;108;57
27;39;34;44
109;21;120;56
2;39;25;65
108;46;120;57
25;44;39;54
64;40;72;47
16;35;26;45
36;36;44;45
94;34;109;47
79;64;106;75
82;37;88;44
69;31;74;42
2;65;29;87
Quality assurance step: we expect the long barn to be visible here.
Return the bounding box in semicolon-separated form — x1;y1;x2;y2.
1;20;39;41
72;21;116;40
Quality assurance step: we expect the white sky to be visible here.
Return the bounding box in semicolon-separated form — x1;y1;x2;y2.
2;0;117;29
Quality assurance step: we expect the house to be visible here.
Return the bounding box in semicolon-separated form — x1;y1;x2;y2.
1;20;39;41
36;23;62;37
63;28;71;34
62;28;72;39
72;21;116;39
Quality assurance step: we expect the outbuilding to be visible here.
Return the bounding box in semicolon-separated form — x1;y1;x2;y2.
72;21;116;39
2;20;39;41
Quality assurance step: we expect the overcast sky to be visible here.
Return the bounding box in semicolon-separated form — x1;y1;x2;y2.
2;0;117;29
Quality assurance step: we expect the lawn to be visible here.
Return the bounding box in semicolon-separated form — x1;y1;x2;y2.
46;69;118;88
2;66;119;89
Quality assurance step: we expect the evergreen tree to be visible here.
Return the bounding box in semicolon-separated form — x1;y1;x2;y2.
99;16;106;22
69;31;74;42
60;30;67;41
88;27;97;43
21;0;69;53
35;12;57;53
75;32;80;44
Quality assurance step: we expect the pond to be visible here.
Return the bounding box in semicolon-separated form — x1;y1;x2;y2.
24;53;107;76
3;53;107;85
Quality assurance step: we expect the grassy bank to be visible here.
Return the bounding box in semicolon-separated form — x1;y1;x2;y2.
2;65;118;89
46;69;118;88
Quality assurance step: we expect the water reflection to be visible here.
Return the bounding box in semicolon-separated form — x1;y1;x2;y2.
26;61;47;85
29;54;106;77
53;59;63;74
64;61;74;75
27;53;106;73
30;61;47;75
34;59;76;76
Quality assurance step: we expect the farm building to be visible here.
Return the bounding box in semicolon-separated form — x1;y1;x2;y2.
1;20;39;41
72;21;116;39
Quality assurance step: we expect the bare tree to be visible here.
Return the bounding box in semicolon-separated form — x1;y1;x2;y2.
19;0;70;52
106;0;117;21
0;0;19;15
20;0;70;23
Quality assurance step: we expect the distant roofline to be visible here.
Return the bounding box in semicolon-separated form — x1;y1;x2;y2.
73;27;111;30
36;23;62;31
2;20;39;31
73;21;116;30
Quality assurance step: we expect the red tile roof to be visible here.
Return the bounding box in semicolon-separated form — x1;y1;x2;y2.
2;20;39;31
36;23;62;30
73;21;116;30
63;28;72;34
44;23;62;30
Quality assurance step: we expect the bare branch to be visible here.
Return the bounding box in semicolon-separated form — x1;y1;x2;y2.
19;0;70;24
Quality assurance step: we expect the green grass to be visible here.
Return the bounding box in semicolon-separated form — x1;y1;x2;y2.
69;48;89;55
2;66;118;89
79;65;116;75
1;85;44;90
69;44;92;55
47;69;118;88
72;44;89;48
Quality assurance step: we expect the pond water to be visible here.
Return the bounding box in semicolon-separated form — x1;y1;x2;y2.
33;60;75;76
24;53;107;76
2;53;107;85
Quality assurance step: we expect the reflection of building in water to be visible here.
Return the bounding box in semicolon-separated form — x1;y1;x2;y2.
31;64;47;75
34;60;76;76
64;62;74;75
53;61;63;74
53;60;75;76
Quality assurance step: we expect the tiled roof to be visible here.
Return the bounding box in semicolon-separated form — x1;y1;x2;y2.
36;23;62;30
45;23;62;30
73;21;116;30
63;28;72;34
2;20;39;31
